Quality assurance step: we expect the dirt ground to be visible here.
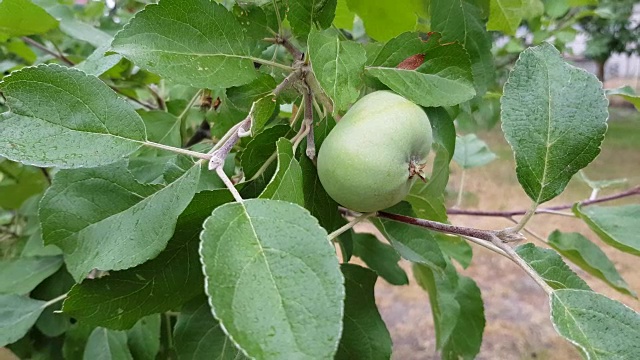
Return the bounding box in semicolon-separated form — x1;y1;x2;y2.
367;108;640;360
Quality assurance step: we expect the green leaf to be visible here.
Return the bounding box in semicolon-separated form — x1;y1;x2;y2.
373;203;446;271
241;124;292;179
574;204;640;256
606;86;640;111
288;0;337;37
227;73;277;113
308;29;367;112
75;45;123;77
32;267;74;337
551;289;640;359
233;2;279;41
128;110;182;184
0;256;63;295
366;32;475;107
452;134;497;169
0;65;146;168
0;0;58;41
345;0;423;41
63;189;233;329
36;2;112;47
258;139;304;205
406;108;472;267
40;161;200;281
0;161;48;209
199;199;344;359
63;322;94;360
515;243;591;290
333;0;355;29
431;0;494;95
352;232;409;286
127;315;160;360
413;262;485;359
83;328;133;360
111;0;262;89
174;296;248;360
336;264;392;360
548;231;636;298
501;43;608;204
0;294;47;347
248;95;278;135
300;150;344;234
487;0;523;35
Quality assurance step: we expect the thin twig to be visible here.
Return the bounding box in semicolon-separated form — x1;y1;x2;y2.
273;70;301;96
303;86;315;160
22;37;74;65
40;168;51;185
459;235;509;258
217;167;243;203
109;86;155;110
455;169;466;208
148;86;166;110
447;186;640;217
377;211;500;242
209;118;249;170
179;89;204;143
265;35;304;60
489;234;554;295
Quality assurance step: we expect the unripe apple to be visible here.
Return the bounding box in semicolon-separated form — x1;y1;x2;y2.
317;91;432;212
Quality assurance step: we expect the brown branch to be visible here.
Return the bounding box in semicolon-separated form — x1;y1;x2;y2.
447;186;640;217
265;35;303;60
22;37;74;66
108;85;155;110
303;85;315;160
377;211;500;242
40;168;51;185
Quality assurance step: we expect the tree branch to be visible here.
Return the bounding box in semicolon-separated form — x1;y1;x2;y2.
377;211;505;242
22;37;74;66
488;233;554;295
109;86;155;110
265;35;303;60
446;186;640;217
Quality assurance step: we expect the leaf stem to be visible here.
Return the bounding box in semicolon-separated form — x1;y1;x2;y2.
144;141;211;160
327;212;375;241
511;202;538;232
44;293;67;308
179;89;203;144
456;169;466;208
253;58;295;72
273;70;301;96
248;151;277;182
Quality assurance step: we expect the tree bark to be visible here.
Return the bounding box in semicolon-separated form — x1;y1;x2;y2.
596;60;606;82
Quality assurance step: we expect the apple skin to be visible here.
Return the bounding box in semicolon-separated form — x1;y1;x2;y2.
317;91;432;212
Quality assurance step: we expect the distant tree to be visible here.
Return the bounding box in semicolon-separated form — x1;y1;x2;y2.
580;0;640;81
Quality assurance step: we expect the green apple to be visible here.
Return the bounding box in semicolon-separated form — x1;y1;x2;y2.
317;91;433;212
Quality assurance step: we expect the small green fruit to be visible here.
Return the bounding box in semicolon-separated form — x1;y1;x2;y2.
317;91;432;212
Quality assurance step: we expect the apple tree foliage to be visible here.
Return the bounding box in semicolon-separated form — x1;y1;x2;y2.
0;0;639;359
